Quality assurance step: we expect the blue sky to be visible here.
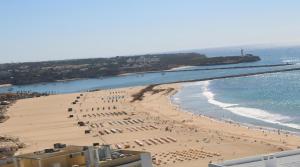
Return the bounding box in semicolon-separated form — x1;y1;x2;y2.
1;0;300;63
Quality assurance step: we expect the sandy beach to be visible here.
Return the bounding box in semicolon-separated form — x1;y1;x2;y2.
1;83;300;167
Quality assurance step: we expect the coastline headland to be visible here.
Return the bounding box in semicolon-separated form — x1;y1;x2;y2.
0;63;295;95
0;53;260;86
2;60;300;166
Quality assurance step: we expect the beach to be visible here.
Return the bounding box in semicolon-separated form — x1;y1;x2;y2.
1;83;300;167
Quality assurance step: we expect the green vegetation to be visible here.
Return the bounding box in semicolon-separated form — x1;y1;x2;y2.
0;53;260;85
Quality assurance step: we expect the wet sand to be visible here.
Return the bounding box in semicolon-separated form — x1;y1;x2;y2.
1;83;300;167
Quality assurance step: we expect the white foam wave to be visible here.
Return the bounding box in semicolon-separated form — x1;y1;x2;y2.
201;81;238;108
182;81;206;87
282;59;300;64
167;66;196;71
172;97;181;103
200;81;300;130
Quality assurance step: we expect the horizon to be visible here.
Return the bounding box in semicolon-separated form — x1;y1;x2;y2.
2;1;300;166
1;1;300;63
0;43;299;64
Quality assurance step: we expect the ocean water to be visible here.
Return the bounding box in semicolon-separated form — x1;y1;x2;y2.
172;47;300;133
1;46;300;132
1;47;299;94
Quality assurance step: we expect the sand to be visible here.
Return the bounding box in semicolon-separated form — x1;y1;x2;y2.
1;83;300;167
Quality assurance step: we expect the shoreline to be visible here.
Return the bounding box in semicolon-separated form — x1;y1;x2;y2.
130;84;300;165
171;95;299;138
171;81;300;136
1;83;300;166
0;63;296;95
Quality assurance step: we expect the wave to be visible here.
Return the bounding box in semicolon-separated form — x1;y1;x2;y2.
172;97;181;103
167;66;196;71
282;59;300;64
200;81;300;130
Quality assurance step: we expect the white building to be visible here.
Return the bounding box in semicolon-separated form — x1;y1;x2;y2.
2;144;153;167
209;149;300;167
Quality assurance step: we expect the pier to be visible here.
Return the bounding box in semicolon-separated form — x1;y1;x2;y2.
135;63;294;75
157;66;300;85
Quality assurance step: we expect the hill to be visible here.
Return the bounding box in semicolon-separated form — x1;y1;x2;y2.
0;53;260;85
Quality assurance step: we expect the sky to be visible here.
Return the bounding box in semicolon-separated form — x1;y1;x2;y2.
1;0;300;63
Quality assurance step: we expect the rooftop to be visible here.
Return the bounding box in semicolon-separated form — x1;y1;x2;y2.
209;149;300;167
7;144;153;167
15;145;83;160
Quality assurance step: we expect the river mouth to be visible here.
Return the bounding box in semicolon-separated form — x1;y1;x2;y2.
0;62;298;94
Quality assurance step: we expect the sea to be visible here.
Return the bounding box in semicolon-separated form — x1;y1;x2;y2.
1;46;300;133
172;46;300;133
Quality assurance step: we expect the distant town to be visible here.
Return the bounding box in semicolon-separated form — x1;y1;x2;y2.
0;53;260;85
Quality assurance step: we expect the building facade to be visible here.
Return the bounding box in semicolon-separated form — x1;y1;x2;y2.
0;144;153;167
